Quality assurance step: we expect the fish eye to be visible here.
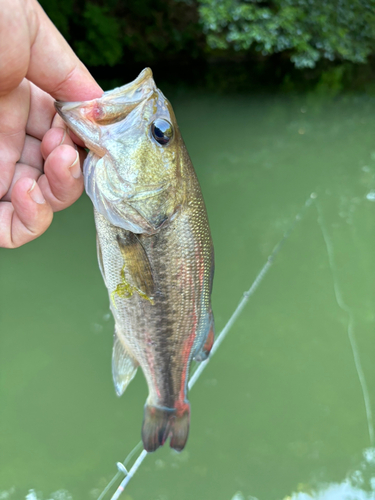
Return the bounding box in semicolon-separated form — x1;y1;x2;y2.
151;119;173;145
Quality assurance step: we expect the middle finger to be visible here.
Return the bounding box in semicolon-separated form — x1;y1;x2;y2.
1;162;41;202
26;81;55;140
19;134;43;170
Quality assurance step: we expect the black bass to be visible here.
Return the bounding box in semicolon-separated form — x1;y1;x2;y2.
55;68;214;452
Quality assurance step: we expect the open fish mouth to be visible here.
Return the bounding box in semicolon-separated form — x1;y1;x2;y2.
54;68;156;137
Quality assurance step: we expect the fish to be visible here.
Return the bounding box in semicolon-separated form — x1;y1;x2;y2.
55;68;215;452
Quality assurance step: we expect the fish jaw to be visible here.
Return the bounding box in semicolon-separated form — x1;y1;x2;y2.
54;67;156;154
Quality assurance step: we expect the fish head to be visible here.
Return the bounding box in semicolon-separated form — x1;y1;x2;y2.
55;68;187;233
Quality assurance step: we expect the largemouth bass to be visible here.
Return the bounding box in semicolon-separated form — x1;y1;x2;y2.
55;68;214;452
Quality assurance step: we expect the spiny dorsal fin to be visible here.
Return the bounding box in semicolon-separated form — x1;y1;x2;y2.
116;232;155;299
112;331;138;396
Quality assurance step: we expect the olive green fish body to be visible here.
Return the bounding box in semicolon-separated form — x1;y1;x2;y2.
55;69;214;452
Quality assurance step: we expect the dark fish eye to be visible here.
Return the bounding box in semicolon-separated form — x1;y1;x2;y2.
151;119;173;145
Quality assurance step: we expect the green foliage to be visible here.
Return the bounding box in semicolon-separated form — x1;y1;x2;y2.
198;0;375;68
74;4;122;67
40;0;203;68
39;0;75;40
314;65;347;95
39;0;375;87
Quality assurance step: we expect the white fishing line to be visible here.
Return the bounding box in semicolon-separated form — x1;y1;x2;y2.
317;201;374;447
97;442;143;500
98;193;315;500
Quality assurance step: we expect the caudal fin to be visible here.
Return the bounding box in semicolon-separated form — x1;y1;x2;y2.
142;404;190;452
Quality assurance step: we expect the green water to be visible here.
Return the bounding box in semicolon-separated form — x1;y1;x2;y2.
1;91;375;500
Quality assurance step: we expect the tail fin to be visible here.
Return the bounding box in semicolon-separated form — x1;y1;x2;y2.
142;403;190;452
169;406;190;451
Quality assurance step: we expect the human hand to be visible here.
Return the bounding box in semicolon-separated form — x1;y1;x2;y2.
0;0;103;248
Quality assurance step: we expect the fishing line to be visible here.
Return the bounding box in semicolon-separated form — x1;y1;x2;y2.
98;193;316;500
316;201;374;447
97;442;143;500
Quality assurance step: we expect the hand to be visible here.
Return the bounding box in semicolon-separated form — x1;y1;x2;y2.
0;0;103;248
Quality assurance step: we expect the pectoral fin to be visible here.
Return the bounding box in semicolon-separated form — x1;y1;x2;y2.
116;232;155;301
112;331;138;396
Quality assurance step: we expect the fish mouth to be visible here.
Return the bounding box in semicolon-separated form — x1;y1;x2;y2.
54;68;156;141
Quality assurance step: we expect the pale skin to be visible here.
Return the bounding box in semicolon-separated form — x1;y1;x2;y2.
0;0;103;248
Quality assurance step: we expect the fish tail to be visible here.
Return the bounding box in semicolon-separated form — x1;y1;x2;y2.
142;403;190;452
169;402;190;452
142;405;173;452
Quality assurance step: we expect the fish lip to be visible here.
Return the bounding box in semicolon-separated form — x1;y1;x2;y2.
54;100;80;115
105;67;155;98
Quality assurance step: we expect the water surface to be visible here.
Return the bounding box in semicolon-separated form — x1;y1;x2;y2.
1;91;375;500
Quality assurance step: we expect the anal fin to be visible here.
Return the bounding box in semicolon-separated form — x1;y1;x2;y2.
112;330;138;396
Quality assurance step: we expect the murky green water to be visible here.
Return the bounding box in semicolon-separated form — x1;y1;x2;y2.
1;91;375;500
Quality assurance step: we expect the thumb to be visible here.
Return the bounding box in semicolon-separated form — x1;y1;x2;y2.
0;0;103;101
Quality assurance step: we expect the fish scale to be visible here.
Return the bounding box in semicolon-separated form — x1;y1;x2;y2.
55;68;214;452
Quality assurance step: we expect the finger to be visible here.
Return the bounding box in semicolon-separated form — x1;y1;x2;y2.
38;144;84;211
0;177;53;248
0;0;103;101
1;162;41;202
41;116;86;160
0;0;30;95
41;126;69;160
41;117;86;162
51;113;86;148
0;79;30;197
26;0;103;101
19;135;43;170
26;82;55;140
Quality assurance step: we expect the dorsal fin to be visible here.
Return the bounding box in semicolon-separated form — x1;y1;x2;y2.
112;331;138;396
